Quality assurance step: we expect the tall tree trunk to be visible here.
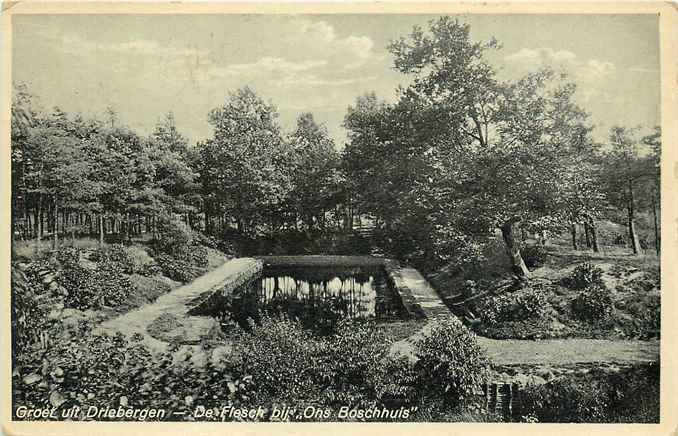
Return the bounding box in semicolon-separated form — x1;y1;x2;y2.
126;213;132;242
36;195;42;243
627;199;640;255
570;222;578;250
99;214;104;246
52;199;58;250
651;190;660;256
588;218;600;253
584;222;591;249
500;221;531;279
71;213;76;245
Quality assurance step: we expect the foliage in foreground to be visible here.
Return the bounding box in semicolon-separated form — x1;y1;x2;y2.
516;362;659;423
12;316;492;422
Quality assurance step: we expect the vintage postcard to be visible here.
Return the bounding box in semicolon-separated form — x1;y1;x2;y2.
1;2;676;436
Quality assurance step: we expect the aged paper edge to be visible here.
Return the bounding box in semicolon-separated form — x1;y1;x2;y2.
0;2;676;436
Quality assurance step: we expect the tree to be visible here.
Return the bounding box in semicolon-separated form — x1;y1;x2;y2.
287;113;340;231
639;127;661;255
387;18;595;277
198;87;292;235
601;126;654;255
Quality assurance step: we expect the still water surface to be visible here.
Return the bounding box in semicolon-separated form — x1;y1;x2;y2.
219;265;407;334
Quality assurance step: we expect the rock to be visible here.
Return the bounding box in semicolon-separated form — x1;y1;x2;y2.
41;273;56;285
47;309;63;320
49;391;67;408
62;308;84;319
227;382;237;394
23;373;42;386
62;309;91;331
189;349;209;368
210;345;234;367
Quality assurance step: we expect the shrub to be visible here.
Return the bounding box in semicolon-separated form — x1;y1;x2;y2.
227;317;388;408
123;245;156;275
479;288;549;325
193;232;219;249
521;244;548;269
11;264;53;354
517;376;611;422
563;262;605;290
228;317;324;402
59;258;134;310
187;244;208;268
90;244;135;273
55;246;81;266
155;253;203;283
12;332;252;419
517;363;659;423
606;362;659;423
153;215;194;255
412;319;489;406
571;285;614;321
616;295;660;339
372;356;420;407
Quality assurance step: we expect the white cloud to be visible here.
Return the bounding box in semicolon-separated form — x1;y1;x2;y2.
299;20;337;43
212;57;328;78
48;18;376;94
582;59;615;80
59;35;209;59
505;47;577;64
277;73;378;88
629;65;659;74
295;18;375;62
504;47;615;82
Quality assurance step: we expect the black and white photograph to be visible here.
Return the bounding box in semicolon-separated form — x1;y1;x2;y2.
2;3;675;434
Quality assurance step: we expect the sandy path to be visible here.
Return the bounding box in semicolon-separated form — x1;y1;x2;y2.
477;337;659;366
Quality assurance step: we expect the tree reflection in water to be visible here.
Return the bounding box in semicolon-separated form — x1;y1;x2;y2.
216;266;407;336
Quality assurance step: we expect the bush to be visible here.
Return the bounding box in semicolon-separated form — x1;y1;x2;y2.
563;262;605;290
153;214;194;255
11;264;53;354
155;253;203;283
517;375;611;422
187;244;208;268
227;317;388;408
517;363;659;423
521;244;547;269
59;258;134;310
91;244;135;273
571;285;614;321
411;319;489;406
12;331;252;419
123;245;156;275
479;288;549;325
606;362;659;423
55;246;81;266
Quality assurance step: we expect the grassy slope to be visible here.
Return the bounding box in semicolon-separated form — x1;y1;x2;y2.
428;232;660;341
13;237;231;322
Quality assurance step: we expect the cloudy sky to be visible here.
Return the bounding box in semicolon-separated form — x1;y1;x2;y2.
13;14;659;146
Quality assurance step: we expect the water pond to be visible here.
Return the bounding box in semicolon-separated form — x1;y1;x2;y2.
213;265;408;335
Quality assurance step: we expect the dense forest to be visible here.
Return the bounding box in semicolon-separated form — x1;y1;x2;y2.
11;18;660;274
